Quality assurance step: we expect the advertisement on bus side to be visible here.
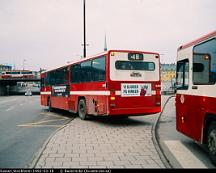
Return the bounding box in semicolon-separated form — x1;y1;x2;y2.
52;85;70;97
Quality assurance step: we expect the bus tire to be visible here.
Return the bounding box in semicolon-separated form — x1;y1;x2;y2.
207;122;216;165
78;99;87;120
48;98;53;112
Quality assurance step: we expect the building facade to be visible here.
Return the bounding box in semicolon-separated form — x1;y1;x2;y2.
0;64;12;73
160;63;176;81
160;63;176;94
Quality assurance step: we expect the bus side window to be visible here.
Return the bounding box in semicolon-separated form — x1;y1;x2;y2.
176;59;189;90
41;78;45;88
64;68;69;84
71;64;81;83
92;56;106;81
193;54;210;85
193;38;216;85
80;61;92;82
45;72;50;86
49;71;56;85
210;70;216;83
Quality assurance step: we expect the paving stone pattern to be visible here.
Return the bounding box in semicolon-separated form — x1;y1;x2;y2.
35;115;165;169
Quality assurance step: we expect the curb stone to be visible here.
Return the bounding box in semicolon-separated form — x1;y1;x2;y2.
151;95;176;168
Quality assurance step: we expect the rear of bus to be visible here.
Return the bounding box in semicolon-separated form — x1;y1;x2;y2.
107;50;161;116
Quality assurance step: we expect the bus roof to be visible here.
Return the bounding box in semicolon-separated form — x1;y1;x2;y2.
43;51;108;74
178;30;216;51
42;49;159;74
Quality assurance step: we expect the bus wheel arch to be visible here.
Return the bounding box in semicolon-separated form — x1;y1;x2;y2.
207;121;216;165
203;114;216;144
78;97;88;120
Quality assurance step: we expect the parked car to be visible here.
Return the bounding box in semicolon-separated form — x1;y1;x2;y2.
25;89;32;96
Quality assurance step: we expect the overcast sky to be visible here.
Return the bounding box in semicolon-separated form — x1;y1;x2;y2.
0;0;216;71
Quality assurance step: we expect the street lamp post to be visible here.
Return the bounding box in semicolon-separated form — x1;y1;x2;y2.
83;0;86;58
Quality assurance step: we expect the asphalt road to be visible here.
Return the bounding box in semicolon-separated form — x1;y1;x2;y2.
158;96;216;168
0;95;73;168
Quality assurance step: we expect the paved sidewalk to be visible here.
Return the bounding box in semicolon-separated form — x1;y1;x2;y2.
160;96;176;124
34;115;165;169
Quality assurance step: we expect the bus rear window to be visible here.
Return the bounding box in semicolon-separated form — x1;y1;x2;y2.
115;61;155;71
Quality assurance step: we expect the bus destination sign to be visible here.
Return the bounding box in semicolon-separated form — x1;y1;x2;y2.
128;53;144;61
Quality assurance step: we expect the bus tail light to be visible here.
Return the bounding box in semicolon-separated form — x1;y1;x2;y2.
181;116;186;123
110;91;116;108
110;96;116;101
155;84;161;106
155;84;161;96
155;84;161;89
110;91;116;100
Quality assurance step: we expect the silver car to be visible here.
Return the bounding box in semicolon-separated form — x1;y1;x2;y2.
25;89;32;96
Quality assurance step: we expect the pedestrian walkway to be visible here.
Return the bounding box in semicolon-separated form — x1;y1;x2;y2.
33;114;165;169
160;96;176;124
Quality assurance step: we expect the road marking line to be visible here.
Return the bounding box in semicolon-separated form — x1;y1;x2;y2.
30;119;67;125
17;124;63;128
40;112;69;119
6;107;14;111
164;140;207;168
17;111;72;128
17;118;68;126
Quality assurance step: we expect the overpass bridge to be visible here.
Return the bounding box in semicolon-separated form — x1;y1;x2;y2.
0;78;40;96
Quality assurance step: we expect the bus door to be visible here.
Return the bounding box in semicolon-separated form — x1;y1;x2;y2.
51;67;70;110
176;59;191;137
176;56;208;141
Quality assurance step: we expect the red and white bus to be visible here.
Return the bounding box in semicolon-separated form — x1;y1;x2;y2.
1;70;34;79
40;50;161;120
176;31;216;164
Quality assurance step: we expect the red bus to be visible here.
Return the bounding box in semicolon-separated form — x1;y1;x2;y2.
176;31;216;165
1;70;34;79
40;50;161;120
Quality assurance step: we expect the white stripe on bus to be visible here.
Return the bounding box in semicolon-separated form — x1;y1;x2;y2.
70;91;110;96
41;90;157;96
40;92;51;95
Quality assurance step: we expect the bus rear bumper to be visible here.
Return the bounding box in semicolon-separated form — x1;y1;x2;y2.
108;107;161;116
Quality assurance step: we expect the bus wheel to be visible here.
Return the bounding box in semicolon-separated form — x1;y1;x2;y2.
48;98;53;112
78;99;87;120
207;122;216;165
